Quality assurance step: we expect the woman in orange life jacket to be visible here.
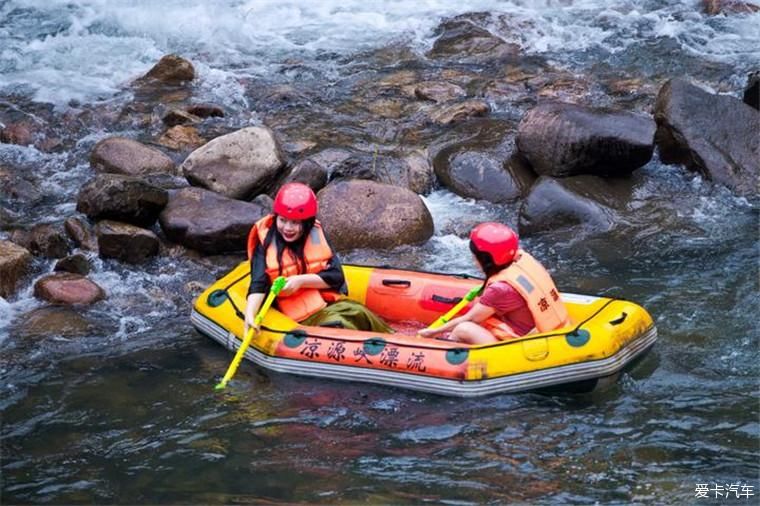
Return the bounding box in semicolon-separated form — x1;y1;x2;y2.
418;222;570;345
243;182;392;338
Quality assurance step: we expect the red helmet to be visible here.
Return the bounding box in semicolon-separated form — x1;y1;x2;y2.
470;222;519;265
273;182;318;220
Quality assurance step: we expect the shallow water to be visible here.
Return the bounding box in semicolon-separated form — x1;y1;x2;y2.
1;1;759;504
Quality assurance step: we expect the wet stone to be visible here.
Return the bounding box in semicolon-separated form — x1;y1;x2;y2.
96;220;160;264
0;240;32;299
54;254;91;275
34;272;106;305
15;306;98;339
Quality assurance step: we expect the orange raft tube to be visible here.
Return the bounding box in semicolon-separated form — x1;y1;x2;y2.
191;262;657;397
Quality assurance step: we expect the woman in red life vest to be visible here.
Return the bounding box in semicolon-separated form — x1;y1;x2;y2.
243;182;391;337
418;222;570;344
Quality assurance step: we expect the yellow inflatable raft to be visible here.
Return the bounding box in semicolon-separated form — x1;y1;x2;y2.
191;262;657;397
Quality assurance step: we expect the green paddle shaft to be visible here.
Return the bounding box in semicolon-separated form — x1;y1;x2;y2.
426;285;482;330
215;276;287;390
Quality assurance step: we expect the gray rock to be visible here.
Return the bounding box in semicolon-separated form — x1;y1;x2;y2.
434;148;534;203
516;102;655;177
181;126;285;199
54;254;91;275
317;180;434;250
96;220;160;264
159;187;268;254
518;175;635;236
77;173;168;227
10;224;69;258
90;137;176;176
654;78;760;197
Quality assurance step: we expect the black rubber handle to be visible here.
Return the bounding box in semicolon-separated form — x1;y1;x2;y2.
609;312;628;325
381;279;411;287
432;294;463;304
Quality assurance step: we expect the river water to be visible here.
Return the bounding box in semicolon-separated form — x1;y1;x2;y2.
1;1;758;504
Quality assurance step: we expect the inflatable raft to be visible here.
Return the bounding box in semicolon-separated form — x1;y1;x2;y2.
191;262;657;397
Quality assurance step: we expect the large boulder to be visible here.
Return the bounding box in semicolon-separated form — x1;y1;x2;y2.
0;240;31;298
516;102;656;177
96;220;160;264
434;148;535;203
317;180;434;250
654;78;760;197
181;126;286;199
518;175;635;236
33;272;106;305
90;137;176;176
159;187;268;254
77;174;168;227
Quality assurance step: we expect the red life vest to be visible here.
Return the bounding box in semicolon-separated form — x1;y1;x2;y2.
246;215;340;321
483;250;570;337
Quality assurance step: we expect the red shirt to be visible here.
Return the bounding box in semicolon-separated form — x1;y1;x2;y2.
479;281;535;336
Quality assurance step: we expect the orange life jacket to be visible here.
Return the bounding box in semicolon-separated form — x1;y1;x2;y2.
246;215;340;322
484;250;570;335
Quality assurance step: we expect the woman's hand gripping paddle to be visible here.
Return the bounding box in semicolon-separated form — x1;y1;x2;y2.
425;285;482;330
214;276;287;390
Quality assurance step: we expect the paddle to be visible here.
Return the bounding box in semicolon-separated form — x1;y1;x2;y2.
425;285;482;330
214;276;287;390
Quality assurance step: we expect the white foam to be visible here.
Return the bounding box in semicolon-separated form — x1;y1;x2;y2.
1;1;757;105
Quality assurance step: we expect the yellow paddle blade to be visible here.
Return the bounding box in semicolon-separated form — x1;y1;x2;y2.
215;276;287;390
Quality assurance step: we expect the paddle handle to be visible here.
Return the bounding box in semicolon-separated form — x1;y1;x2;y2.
215;276;286;390
426;286;481;330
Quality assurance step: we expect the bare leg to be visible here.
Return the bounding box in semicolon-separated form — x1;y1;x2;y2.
450;321;500;345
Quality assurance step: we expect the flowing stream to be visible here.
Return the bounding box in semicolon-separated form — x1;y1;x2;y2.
1;1;758;504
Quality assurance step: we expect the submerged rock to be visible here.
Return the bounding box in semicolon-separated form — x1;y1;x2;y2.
516;102;655;177
0;240;31;299
518;175;635;236
15;306;98;339
317;180;433;251
654;78;760;197
159;187;268;254
90;137;176;176
429;100;490;125
34;272;106;305
181;126;285;199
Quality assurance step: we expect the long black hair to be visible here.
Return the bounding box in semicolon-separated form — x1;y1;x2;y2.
264;215;316;275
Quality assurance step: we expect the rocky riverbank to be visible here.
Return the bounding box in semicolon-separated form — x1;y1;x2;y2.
1;12;758;335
